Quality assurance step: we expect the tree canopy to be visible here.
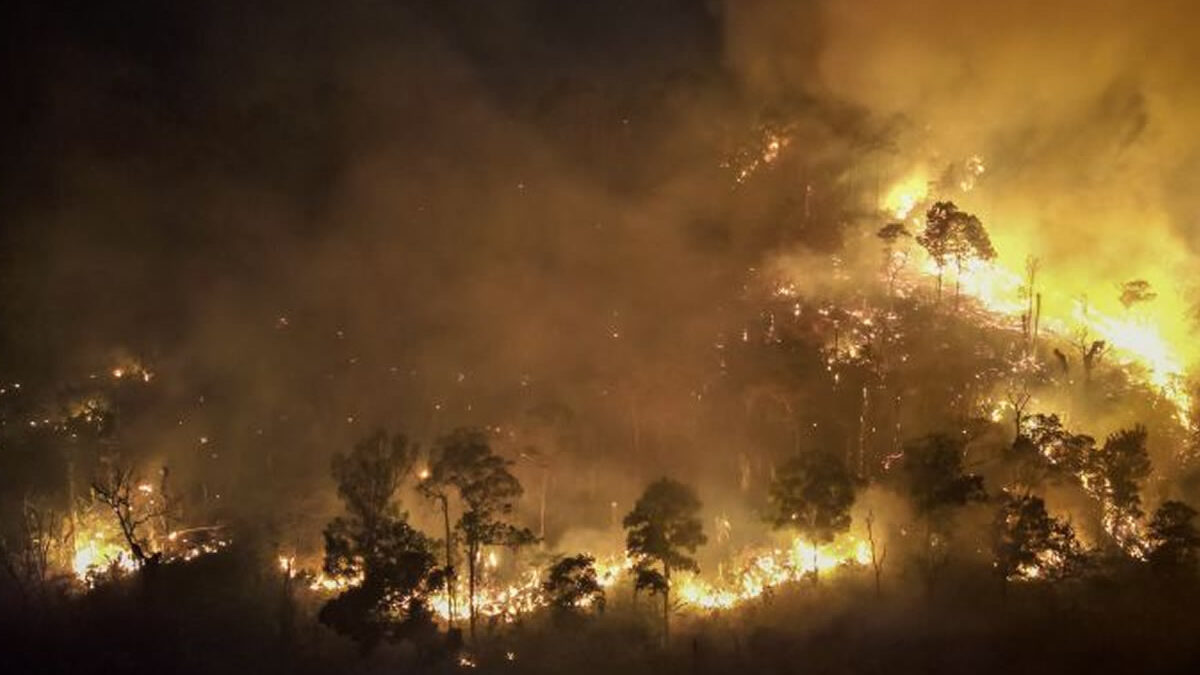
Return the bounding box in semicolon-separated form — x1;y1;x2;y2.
319;430;437;652
624;477;706;644
766;451;855;548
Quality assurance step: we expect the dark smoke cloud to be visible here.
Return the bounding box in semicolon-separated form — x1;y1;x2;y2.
3;1;874;530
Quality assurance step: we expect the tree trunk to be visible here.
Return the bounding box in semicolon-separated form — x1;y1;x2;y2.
468;541;477;640
954;259;962;311
539;468;548;542
440;496;455;626
663;565;671;646
858;385;868;477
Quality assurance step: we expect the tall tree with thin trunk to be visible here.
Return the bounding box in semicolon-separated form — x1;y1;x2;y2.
426;428;535;640
623;478;706;645
916;201;995;307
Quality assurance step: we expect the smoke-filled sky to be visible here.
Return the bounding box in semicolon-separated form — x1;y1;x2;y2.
802;0;1200;357
3;0;1199;527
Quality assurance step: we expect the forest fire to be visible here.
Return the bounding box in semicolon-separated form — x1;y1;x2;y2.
294;531;873;622
876;170;1195;426
675;534;871;610
72;533;137;582
8;2;1200;674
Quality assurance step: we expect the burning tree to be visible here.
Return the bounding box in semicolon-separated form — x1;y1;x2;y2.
1085;426;1151;553
319;430;439;652
915;201;996;306
623;477;706;645
542;554;605;617
991;492;1084;592
426;428;535;640
1008;413;1096;489
764;451;856;582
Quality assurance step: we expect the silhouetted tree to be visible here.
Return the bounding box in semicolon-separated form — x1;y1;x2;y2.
1147;500;1200;581
1071;297;1108;383
992;492;1083;594
417;457;458;626
765;451;855;581
901;434;987;518
897;434;986;593
1;498;68;604
877;222;911;297
624;478;706;645
542;554;605;617
1009;413;1095;489
1086;426;1151;551
427;428;535;639
91;465;164;568
319;431;437;652
916;201;995;306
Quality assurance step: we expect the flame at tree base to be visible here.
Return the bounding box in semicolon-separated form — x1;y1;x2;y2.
677;535;871;611
299;533;874;624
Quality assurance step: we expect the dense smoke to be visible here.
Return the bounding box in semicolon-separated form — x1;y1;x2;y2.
9;3;1200;674
4;0;1200;583
737;0;1200;362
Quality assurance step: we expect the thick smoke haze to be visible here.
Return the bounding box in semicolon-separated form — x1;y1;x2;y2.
2;2;824;536
9;4;1200;674
4;0;1200;547
801;0;1200;360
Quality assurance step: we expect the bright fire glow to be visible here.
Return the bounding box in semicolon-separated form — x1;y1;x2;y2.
882;174;929;219
303;534;872;622
880;170;1195;427
677;534;870;610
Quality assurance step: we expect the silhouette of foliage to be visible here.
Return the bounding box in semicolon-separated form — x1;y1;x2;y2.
624;477;706;643
992;492;1084;586
765;451;855;579
319;431;437;652
542;553;605;615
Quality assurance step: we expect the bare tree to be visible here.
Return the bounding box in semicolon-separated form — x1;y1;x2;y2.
1;498;68;603
1072;297;1108;383
92;466;164;567
1005;381;1033;440
916;201;996;307
1021;256;1042;352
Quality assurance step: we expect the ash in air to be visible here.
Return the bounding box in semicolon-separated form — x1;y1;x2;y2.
4;2;1200;674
